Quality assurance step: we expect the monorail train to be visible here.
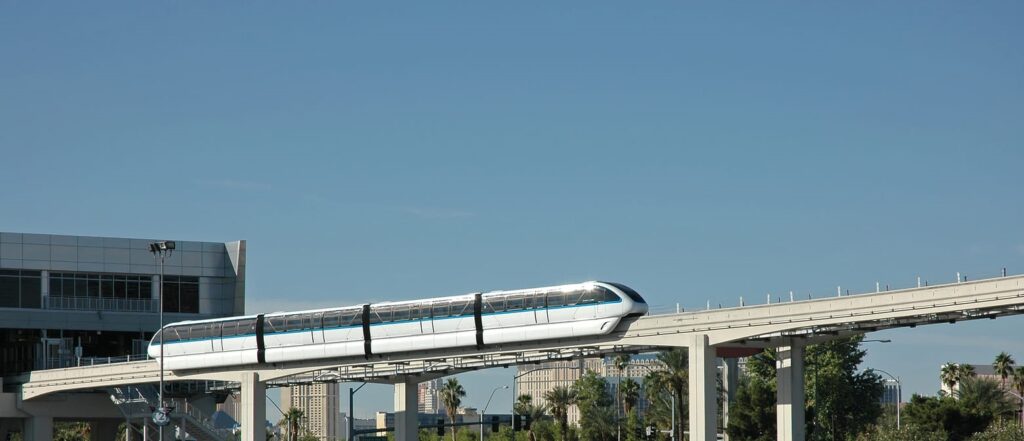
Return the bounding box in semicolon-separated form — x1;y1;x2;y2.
148;281;647;370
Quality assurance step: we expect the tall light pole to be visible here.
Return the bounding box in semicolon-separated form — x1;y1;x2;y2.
868;368;901;428
349;382;367;441
149;240;175;439
481;385;508;441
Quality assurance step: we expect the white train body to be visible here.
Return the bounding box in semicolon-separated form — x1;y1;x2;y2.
148;281;647;370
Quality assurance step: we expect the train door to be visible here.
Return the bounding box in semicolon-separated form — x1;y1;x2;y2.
418;305;433;335
212;323;223;352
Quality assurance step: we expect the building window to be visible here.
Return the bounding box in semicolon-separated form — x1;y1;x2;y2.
0;269;42;309
50;273;152;300
162;276;199;313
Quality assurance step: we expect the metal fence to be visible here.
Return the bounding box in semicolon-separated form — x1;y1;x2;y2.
44;295;158;313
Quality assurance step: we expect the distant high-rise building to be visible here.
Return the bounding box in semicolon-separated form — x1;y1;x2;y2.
880;380;901;405
281;383;340;441
418;378;444;415
515;354;667;426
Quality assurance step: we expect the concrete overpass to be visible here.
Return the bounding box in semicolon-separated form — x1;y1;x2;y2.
15;273;1024;441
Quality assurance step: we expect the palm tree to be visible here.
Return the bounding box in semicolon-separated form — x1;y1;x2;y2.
543;385;577;441
619;378;640;415
958;363;977;385
957;376;1018;418
646;348;688;439
278;407;305;441
940;362;960;392
613;354;630;440
440;378;466;441
994;352;1016;388
1013;367;1024;421
515;394;549;441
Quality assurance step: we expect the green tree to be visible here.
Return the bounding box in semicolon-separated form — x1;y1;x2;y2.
54;422;90;441
993;352;1016;389
278;407;305;441
941;363;961;393
440;378;467;441
572;370;614;441
515;394;549;441
959;364;978;384
619;378;640;415
297;434;319;441
901;394;989;441
645;348;688;440
967;420;1024;441
957;377;1018;421
805;336;884;440
725;375;776;441
543;385;576;441
624;409;642;441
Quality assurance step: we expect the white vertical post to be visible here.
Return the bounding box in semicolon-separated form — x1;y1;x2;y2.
776;343;806;441
240;372;266;441
688;334;717;441
394;378;418;441
722;358;739;441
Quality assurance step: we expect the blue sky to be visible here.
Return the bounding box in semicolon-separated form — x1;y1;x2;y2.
2;1;1023;420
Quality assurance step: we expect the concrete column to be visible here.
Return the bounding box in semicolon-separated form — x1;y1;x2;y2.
688;334;717;441
40;270;48;307
25;416;53;441
151;275;160;300
721;357;739;441
240;372;266;441
776;344;806;441
91;419;120;441
394;378;419;441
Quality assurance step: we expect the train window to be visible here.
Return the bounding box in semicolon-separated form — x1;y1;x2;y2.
599;287;619;302
222;320;239;337
392;306;410;322
432;302;450;318
265;316;287;333
605;282;645;303
546;292;567;308
408;305;427;321
506;295;525;311
483;295;505;314
238;319;256;335
370;307;390;324
344;310;361;326
451;299;473;317
525;292;546;309
323;311;341;328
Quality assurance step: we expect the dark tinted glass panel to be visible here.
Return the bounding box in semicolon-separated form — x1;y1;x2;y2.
127;281;140;300
114;279;127;299
140;282;152;300
482;295;505;313
432;303;450;318
0;276;18;307
0;270;17;276
265;316;287;333
20;277;40;308
87;279;100;297
546;292;566;308
180;283;199;313
392;306;410;322
451;300;473;317
100;279;113;298
163;283;180;313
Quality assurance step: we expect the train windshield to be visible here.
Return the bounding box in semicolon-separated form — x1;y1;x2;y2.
605;282;646;303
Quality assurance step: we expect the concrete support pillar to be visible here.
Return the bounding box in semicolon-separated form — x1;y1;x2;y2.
25;416;53;441
688;334;717;441
394;378;419;441
40;270;49;306
240;372;266;441
721;357;739;440
776;344;806;441
91;419;119;441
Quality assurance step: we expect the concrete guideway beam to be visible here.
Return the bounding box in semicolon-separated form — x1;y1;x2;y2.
688;334;717;441
239;372;266;441
394;378;419;441
776;343;806;441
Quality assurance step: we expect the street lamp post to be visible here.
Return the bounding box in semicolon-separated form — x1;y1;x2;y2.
869;368;901;428
1005;390;1024;427
349;382;367;441
149;240;175;440
481;385;508;441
